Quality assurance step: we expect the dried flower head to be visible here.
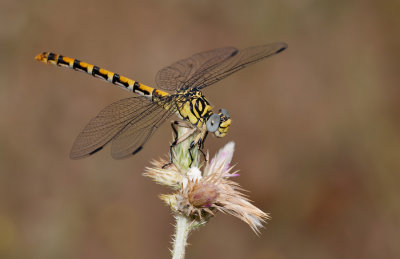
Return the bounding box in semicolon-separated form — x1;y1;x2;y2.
145;141;269;234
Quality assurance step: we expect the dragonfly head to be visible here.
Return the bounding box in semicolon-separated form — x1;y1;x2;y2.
206;109;231;138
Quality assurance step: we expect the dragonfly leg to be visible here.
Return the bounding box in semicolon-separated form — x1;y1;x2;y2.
188;144;194;168
196;143;207;163
187;129;208;167
162;121;196;168
198;131;208;162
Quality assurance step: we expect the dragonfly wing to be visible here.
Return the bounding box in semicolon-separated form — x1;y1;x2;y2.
193;42;287;89
70;96;174;159
155;47;237;92
110;98;176;159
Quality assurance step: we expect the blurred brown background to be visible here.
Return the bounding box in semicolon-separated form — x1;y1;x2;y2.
1;0;399;258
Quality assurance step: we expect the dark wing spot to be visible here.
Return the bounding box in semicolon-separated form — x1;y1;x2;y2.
132;146;143;155
276;45;287;53
89;146;103;155
230;49;239;57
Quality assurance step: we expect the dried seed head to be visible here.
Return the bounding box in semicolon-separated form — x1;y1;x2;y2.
144;141;270;234
188;182;219;208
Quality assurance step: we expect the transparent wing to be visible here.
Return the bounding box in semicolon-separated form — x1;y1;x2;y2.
191;42;287;89
155;47;237;92
70;96;175;159
110;98;176;159
156;42;287;92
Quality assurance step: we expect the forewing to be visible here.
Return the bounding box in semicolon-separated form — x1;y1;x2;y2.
193;42;287;89
155;47;237;92
70;96;174;159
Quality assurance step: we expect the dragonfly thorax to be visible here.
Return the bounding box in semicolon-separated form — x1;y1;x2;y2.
176;90;231;138
177;90;212;126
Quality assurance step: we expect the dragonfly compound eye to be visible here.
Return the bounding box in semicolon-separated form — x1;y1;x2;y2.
206;114;221;133
219;108;230;119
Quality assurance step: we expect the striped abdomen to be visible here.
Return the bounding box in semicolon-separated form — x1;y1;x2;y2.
35;52;169;99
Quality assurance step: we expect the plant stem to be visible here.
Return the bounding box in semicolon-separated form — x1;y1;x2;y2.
172;214;190;259
170;125;200;258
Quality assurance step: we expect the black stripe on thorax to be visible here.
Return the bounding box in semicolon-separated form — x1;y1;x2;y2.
196;98;203;113
189;99;199;119
196;97;209;117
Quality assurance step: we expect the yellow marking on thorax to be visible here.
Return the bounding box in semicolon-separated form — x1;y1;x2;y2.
178;98;212;128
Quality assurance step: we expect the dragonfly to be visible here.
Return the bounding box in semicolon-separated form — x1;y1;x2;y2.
35;42;287;164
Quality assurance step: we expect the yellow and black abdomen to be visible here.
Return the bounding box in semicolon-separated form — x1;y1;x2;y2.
35;52;169;99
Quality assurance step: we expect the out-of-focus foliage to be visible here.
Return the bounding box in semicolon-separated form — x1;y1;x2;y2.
0;0;399;258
